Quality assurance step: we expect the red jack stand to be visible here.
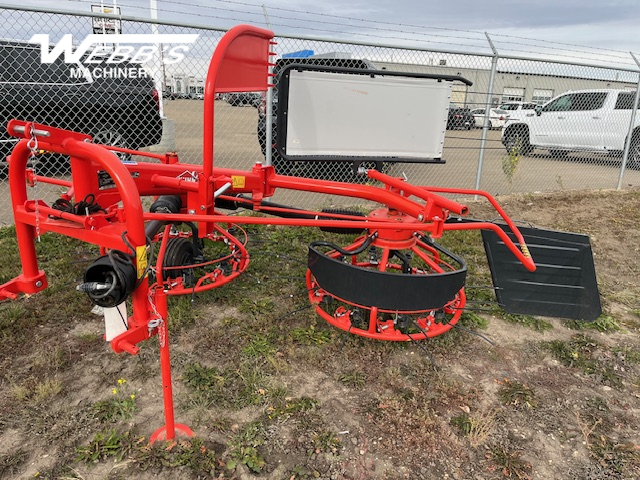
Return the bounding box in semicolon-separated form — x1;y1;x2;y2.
149;286;194;443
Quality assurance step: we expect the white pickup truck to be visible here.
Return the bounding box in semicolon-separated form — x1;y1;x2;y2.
501;89;640;168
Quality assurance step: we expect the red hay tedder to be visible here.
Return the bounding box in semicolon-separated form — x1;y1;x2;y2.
0;25;600;441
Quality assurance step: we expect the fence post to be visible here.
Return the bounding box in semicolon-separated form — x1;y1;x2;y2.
475;33;499;191
149;0;165;119
617;53;640;190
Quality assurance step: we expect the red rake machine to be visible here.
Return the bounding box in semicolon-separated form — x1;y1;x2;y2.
0;25;600;441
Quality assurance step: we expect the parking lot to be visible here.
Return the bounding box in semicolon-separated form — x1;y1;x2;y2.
1;98;638;225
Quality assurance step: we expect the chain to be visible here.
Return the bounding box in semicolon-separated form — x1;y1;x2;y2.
27;124;41;242
147;291;166;347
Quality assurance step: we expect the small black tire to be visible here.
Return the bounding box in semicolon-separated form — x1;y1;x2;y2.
162;237;197;282
504;128;533;156
628;132;640;170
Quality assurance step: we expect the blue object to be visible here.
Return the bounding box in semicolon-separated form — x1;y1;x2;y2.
282;50;314;58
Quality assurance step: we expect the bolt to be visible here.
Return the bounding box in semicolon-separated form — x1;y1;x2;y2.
417;214;424;221
200;205;205;210
188;209;196;214
35;281;42;287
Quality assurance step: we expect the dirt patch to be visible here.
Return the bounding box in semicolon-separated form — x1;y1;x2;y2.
0;188;639;479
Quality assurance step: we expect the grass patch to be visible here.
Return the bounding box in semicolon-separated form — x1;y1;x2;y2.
0;449;28;478
450;409;495;447
76;429;140;463
291;324;332;346
543;335;626;388
589;435;640;476
487;444;532;479
182;361;271;409
312;431;342;454
267;396;319;420
337;370;367;389
92;378;137;423
566;314;622;333
9;376;63;403
241;333;277;358
135;437;218;477
499;312;553;332
226;421;267;474
497;379;536;409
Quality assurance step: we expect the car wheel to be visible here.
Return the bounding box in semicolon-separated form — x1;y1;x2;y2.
628;132;640;170
488;120;493;130
92;127;132;162
504;128;532;156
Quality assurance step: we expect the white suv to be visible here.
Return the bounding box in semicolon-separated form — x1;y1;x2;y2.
501;89;640;168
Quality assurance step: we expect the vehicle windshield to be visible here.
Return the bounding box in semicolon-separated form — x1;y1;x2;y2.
0;43;89;85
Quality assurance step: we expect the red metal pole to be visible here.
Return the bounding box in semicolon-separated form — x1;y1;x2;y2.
149;286;193;443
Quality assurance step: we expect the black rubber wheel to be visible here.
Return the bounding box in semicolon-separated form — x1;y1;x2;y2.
504;128;533;155
628;132;640;170
162;237;197;283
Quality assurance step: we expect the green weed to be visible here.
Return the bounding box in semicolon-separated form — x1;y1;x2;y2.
182;361;270;409
291;324;332;345
168;296;198;331
497;379;536;409
544;335;625;388
92;378;137;423
487;444;532;479
500;312;553;332
182;362;227;406
312;431;341;454
450;409;495;447
134;437;218;477
226;422;267;473
338;370;367;389
76;429;139;463
459;311;489;330
566;314;622;333
589;435;640;476
502;144;522;184
241;333;277;358
267;396;319;420
450;412;473;436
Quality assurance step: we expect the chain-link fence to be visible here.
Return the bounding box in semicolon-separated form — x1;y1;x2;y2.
1;6;639;225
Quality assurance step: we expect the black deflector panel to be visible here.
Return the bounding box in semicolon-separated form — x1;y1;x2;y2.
482;225;601;321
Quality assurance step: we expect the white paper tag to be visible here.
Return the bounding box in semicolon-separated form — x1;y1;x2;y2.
104;302;128;341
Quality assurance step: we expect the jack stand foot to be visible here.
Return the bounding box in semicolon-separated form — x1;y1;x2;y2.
149;423;194;444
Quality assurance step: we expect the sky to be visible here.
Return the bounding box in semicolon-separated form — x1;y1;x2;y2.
7;0;640;70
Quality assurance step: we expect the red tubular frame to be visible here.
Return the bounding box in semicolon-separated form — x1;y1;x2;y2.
0;24;537;442
202;25;274;234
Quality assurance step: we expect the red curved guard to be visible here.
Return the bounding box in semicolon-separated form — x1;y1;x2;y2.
202;25;274;229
